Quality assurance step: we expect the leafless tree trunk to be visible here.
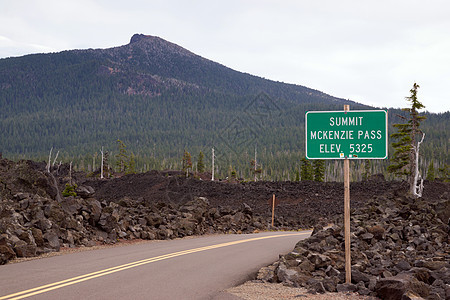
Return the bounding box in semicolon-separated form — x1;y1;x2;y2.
100;147;104;179
69;161;73;186
211;148;215;181
46;147;53;173
56;161;62;175
412;133;425;197
52;150;59;167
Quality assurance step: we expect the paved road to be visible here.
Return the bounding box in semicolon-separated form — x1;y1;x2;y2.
0;231;310;300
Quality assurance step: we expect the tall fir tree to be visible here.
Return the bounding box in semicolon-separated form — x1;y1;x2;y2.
313;160;325;182
182;150;192;177
388;83;426;196
300;157;313;181
426;161;435;181
438;164;449;182
115;139;128;172
294;169;300;182
127;152;136;174
362;159;372;181
197;151;205;173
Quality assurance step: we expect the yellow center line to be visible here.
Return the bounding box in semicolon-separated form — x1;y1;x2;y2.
1;232;310;300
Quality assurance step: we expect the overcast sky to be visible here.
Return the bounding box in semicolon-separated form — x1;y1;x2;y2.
1;0;449;113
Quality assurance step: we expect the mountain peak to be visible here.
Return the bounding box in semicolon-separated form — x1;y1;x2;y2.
130;33;154;44
127;33;198;60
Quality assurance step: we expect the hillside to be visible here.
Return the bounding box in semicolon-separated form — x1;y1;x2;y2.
0;34;448;179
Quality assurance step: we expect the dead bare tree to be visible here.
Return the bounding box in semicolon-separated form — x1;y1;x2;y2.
69;161;73;186
100;147;104;179
46;147;53;173
52;150;59;167
412;133;425;197
211;147;215;181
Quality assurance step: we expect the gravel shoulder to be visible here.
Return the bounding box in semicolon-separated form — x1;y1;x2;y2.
226;282;380;300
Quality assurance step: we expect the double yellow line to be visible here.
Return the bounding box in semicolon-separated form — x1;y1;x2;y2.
1;232;307;300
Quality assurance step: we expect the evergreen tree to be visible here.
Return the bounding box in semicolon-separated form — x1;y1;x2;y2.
197;151;205;173
115;139;128;172
62;183;77;197
313;160;325;182
362;159;371;181
127;152;136;174
300;157;313;180
182;150;192;177
388;83;426;196
426;161;435;181
103;151;110;178
294;169;300;182
438;164;449;182
388;117;412;177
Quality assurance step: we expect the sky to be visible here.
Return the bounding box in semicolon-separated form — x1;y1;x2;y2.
1;0;449;113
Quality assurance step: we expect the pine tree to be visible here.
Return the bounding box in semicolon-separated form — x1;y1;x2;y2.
313;160;325;182
294;169;300;182
300;157;313;180
115;139;128;172
426;161;435;181
362;159;371;181
127;152;136;174
103;151;110;178
388;117;412;177
438;164;449;182
197;151;205;173
388;83;426;196
182;150;192;177
62;183;77;197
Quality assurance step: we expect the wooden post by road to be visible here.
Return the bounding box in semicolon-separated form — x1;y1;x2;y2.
271;194;275;227
344;104;351;283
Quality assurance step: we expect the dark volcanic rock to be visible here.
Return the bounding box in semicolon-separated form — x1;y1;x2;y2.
1;155;449;280
43;231;60;251
375;273;429;300
255;191;450;299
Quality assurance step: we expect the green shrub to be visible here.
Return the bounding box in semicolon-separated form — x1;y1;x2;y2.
62;183;77;197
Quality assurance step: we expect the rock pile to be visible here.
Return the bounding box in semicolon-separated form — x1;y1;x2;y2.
257;194;450;299
0;191;265;264
0;159;268;264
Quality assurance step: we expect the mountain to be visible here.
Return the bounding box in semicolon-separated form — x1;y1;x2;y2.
0;34;448;179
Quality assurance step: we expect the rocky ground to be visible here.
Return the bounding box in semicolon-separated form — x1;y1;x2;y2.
0;158;449;299
255;191;449;299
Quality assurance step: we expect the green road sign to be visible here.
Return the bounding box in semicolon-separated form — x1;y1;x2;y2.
305;110;388;159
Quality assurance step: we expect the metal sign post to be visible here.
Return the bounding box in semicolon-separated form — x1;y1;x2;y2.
305;106;388;283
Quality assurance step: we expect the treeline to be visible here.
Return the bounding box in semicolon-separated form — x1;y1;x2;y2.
1;35;449;181
14;141;447;183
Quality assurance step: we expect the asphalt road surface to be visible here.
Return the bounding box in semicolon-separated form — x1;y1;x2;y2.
0;231;311;300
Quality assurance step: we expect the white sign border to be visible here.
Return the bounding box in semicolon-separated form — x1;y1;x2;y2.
305;109;388;160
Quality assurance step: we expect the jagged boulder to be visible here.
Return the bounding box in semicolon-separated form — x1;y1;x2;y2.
75;185;95;199
375;273;430;300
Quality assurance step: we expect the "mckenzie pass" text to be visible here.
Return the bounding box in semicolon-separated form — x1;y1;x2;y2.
309;117;383;154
